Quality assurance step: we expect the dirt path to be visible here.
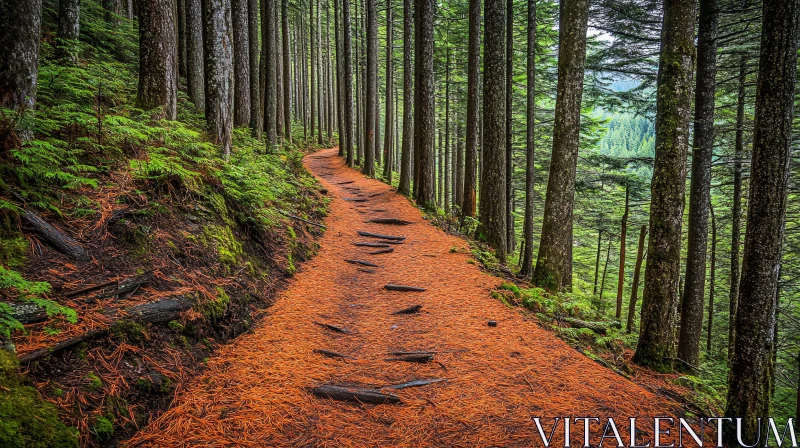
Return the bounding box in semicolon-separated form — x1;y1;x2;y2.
128;148;675;447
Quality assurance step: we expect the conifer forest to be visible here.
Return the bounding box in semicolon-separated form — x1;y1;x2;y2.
0;0;799;445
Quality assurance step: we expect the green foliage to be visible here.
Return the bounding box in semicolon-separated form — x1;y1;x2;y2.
0;266;77;340
0;350;79;447
86;372;103;390
91;415;114;441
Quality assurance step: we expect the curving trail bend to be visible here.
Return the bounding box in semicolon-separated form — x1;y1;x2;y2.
128;147;676;447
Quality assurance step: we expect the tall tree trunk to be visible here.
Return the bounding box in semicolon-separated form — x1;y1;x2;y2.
335;0;345;153
593;229;602;296
137;0;178;120
677;0;718;371
505;0;514;253
202;0;234;157
310;0;317;142
249;0;262;135
264;0;277;145
531;0;589;290
520;0;536;278
342;0;355;165
632;0;696;372
56;0;80;63
455;118;464;208
282;0;292;142
178;0;187;78
725;0;799;440
276;4;284;141
412;0;435;207
397;0;413;194
186;0;205;111
326;1;334;143
462;0;480;217
598;238;612;316
316;0;324;145
627;225;647;333
728;53;746;363
438;127;443;205
480;0;507;263
362;0;377;175
0;0;42;120
382;0;394;180
103;0;122;23
707;204;716;352
615;186;629;319
444;42;451;212
232;0;251;127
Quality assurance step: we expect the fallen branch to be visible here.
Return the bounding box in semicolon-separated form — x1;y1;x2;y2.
4;302;48;324
378;240;404;245
63;279;118;298
336;181;355;185
353;242;391;248
384;353;434;363
313;349;354;359
21;209;89;261
368;218;412;225
345;259;379;267
279;211;327;229
95;270;154;300
561;317;621;335
384;378;448;390
344;198;367;202
369;248;394;255
392;305;423;315
385;284;426;292
311;385;402;404
19;297;192;364
357;268;376;274
357;231;405;241
389;350;436;356
313;321;352;334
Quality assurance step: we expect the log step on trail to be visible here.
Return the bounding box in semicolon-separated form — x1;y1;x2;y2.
389;350;436;356
311;385;402;404
384;353;434;363
345;259;379;267
379;240;404;245
344;198;367;202
313;349;354;359
384;378;448;390
314;321;352;334
336;181;355;184
357;231;406;241
357;268;376;274
385;284;427;292
369;248;394;255
353;242;391;248
368;218;413;225
392;305;423;315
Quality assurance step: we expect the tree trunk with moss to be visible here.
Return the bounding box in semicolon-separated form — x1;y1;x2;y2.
202;0;234;157
724;0;799;441
186;0;205;111
632;0;696;371
136;0;178;120
249;0;262;135
531;0;588;290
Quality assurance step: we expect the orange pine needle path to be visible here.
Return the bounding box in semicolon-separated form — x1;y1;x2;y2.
126;147;677;447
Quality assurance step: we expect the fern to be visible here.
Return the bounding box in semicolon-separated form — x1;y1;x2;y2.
0;266;77;340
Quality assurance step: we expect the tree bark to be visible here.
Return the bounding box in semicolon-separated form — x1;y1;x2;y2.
677;0;718;371
335;0;344;154
593;229;602;296
444;42;451;212
397;0;413;194
316;0;324;145
412;0;435;207
505;0;514;253
342;0;355;165
103;0;122;23
363;0;377;176
615;186;629;320
706;204;716;352
462;0;480;217
250;0;262;135
382;0;394;180
632;0;696;371
264;0;277;145
136;0;178;120
281;0;291;142
531;0;589;290
728;53;746;363
725;0;799;441
276;3;285;141
627;225;647;333
202;0;234;157
56;0;80;63
519;0;536;278
232;0;251;127
326;1;334;143
480;0;507;263
177;0;187;77
455;116;464;209
598;238;611;314
186;0;205;111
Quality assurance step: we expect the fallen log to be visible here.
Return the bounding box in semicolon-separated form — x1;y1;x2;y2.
561;317;622;335
279;211;327;229
357;231;405;241
313;349;354;359
385;284;426;292
392;305;423;315
384;378;447;390
313;321;352;334
369;248;394;255
19;297;192;364
337;181;355;185
344;198;367;202
384;353;434;363
4;302;48;324
353;242;390;248
311;385;402;404
95;270;154;300
21;209;89;261
368;218;412;225
64;279;118;298
345;259;379;267
357;268;376;274
378;240;404;245
389;350;436;356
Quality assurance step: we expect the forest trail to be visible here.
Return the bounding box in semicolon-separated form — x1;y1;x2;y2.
127;147;676;447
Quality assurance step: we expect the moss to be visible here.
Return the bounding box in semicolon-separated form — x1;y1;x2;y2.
86;372;102;390
198;287;230;320
201;225;243;270
0;238;28;267
111;320;148;344
167;320;184;333
0;350;79;447
91;415;114;441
